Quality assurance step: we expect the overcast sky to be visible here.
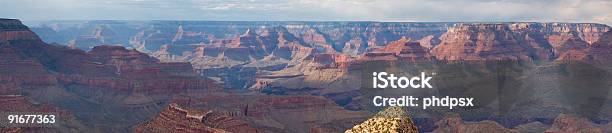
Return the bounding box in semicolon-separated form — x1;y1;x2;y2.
1;0;611;25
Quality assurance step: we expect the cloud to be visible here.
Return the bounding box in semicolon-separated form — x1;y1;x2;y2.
0;0;611;25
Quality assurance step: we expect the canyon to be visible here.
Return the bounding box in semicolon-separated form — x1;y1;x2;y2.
0;18;610;132
0;18;220;132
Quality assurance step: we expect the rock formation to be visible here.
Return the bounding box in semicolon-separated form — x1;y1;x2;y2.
371;37;432;61
0;19;40;41
173;94;369;133
431;24;533;61
135;103;258;133
345;106;418;133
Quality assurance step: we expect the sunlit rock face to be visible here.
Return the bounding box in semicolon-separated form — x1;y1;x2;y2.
346;106;418;133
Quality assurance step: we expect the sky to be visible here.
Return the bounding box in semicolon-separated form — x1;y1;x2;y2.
1;0;611;25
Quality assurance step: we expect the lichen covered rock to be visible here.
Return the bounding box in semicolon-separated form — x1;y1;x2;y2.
346;106;418;133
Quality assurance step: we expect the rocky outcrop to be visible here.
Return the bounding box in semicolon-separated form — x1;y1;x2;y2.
89;45;159;73
0;18;40;42
345;106;418;133
374;37;412;54
188;94;367;133
135;103;258;133
371;37;432;61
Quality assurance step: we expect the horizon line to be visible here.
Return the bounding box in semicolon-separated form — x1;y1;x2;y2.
14;19;610;26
